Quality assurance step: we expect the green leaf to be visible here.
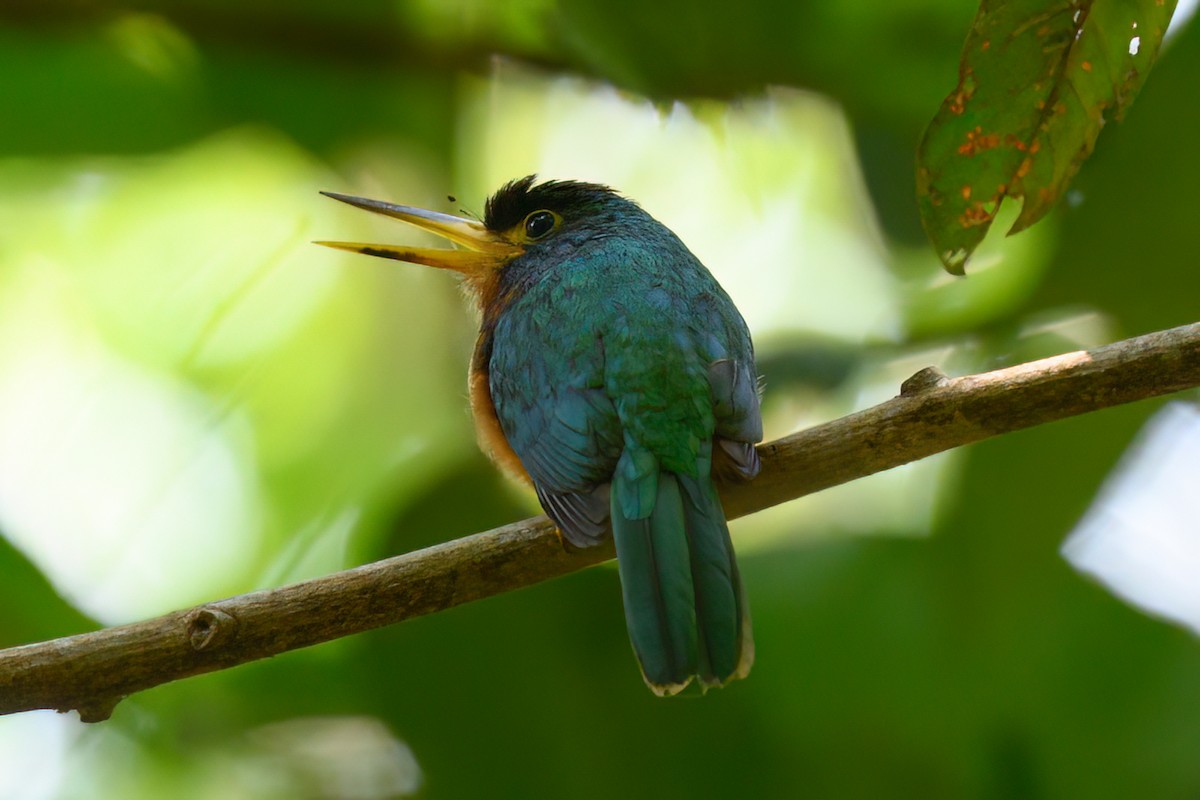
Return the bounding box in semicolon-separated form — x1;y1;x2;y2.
917;0;1177;274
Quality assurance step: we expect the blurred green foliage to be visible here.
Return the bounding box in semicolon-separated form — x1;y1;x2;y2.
1;2;1198;798
916;0;1176;272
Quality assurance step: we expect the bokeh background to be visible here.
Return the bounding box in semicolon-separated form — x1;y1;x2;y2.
2;1;1199;797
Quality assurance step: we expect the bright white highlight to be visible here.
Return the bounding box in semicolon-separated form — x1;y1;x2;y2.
1064;403;1200;634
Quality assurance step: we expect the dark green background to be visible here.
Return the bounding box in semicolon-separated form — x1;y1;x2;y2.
1;1;1197;797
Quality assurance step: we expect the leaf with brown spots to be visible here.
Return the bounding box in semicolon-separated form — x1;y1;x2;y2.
916;0;1176;274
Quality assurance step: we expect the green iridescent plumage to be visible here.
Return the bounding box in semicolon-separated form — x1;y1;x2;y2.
483;178;761;694
320;175;762;695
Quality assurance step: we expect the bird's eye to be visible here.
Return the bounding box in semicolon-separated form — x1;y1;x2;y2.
524;210;557;240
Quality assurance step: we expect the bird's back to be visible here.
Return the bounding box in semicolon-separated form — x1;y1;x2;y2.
489;227;753;491
488;224;760;694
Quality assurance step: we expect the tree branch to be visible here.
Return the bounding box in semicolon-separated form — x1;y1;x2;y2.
3;322;1199;721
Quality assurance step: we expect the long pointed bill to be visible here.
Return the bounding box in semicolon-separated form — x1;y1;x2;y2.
315;191;522;275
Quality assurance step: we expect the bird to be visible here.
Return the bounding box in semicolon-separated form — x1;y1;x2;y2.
318;176;762;695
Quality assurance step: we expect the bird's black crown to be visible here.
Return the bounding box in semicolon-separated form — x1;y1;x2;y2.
484;175;624;233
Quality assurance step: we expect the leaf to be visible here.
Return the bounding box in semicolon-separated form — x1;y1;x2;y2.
916;0;1177;274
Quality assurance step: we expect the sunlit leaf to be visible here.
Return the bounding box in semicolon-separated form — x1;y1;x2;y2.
917;0;1177;273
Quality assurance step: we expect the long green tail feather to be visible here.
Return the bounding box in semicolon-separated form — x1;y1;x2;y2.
678;473;753;686
611;469;697;694
610;450;753;695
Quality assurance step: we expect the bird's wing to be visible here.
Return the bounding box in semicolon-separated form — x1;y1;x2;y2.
489;321;624;547
691;289;763;482
708;357;762;480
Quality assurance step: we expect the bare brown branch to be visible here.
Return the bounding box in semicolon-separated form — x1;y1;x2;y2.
2;321;1198;721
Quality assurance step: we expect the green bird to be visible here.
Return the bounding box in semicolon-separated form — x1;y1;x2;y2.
319;176;762;695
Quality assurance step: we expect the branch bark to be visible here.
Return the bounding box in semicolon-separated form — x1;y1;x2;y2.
3;322;1199;721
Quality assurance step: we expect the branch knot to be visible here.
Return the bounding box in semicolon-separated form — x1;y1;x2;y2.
901;366;950;396
186;607;238;651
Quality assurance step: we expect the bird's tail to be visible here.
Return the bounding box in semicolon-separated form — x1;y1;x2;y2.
610;449;753;695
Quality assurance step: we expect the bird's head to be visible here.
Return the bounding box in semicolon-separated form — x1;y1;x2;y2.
317;175;641;306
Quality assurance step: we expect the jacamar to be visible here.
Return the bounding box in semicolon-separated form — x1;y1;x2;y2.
319;176;762;695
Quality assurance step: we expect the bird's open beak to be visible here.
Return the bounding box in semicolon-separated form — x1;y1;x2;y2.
315;191;522;275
